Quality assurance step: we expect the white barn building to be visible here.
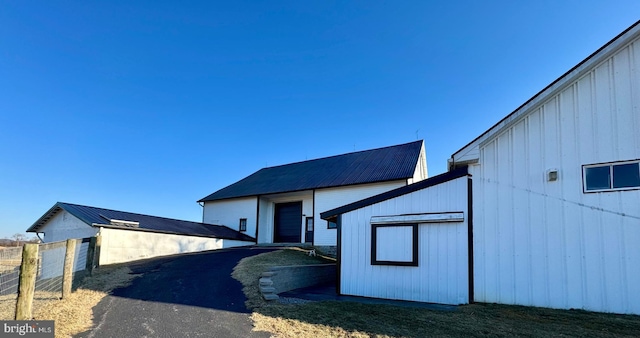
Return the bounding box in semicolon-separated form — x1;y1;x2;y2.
199;141;427;254
322;20;640;314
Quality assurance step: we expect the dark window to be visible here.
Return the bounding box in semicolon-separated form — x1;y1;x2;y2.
239;218;247;232
613;163;640;188
584;160;640;192
585;166;611;190
327;219;337;229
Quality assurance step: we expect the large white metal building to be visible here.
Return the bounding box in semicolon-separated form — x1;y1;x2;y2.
321;20;640;314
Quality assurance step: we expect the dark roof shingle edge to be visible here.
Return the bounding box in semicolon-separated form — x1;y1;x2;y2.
320;166;469;219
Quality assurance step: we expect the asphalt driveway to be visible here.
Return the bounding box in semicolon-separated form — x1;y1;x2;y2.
75;247;275;338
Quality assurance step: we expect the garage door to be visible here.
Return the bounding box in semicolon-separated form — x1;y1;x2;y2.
274;202;302;243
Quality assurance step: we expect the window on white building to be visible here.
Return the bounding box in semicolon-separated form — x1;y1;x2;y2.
583;160;640;192
239;218;247;231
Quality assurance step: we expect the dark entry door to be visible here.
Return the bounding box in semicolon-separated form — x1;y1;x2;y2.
274;202;302;243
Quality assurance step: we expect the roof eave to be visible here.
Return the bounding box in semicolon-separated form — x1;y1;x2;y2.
199;177;416;203
320;166;469;220
27;202;93;233
452;20;640;163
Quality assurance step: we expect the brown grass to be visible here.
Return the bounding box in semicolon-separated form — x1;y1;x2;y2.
0;266;140;338
235;249;640;338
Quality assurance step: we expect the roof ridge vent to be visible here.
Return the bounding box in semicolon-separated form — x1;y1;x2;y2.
99;214;139;228
109;219;140;228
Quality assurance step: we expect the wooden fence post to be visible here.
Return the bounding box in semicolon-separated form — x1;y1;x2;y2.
62;239;76;299
94;235;102;268
86;236;101;275
15;243;38;320
86;237;95;275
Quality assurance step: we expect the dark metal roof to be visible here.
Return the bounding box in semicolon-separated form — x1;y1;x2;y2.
320;166;469;220
27;202;256;242
199;140;424;202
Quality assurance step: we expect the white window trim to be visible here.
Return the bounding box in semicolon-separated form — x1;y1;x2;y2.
583;159;640;193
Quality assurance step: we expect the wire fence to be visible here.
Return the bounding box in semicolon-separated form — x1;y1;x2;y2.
0;247;22;296
35;241;67;300
0;238;92;320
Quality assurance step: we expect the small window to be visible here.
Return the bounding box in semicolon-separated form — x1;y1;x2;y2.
327;218;337;229
583;160;640;192
306;217;314;232
239;218;247;232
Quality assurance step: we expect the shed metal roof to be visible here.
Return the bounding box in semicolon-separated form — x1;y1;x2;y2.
199;140;424;202
27;202;255;242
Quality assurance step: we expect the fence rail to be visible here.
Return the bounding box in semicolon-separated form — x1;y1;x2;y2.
0;237;99;320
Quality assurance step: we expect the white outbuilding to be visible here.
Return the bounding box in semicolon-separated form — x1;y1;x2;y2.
27;202;256;265
322;20;640;314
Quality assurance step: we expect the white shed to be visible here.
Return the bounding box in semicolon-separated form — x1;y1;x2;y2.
27;202;256;265
321;168;471;305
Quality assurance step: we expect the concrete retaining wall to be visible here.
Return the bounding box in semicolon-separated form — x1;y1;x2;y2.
259;264;336;301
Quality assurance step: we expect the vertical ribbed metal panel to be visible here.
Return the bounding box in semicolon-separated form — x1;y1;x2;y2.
472;37;640;314
340;176;468;305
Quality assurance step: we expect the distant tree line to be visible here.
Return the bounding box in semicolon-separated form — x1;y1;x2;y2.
0;233;39;247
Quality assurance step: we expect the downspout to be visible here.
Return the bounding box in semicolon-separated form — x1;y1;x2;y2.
198;202;205;222
255;196;260;244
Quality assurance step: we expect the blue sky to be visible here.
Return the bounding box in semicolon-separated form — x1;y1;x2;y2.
1;1;638;238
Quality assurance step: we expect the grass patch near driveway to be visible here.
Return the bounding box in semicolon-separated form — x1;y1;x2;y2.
232;247;334;309
0;265;140;338
235;249;640;337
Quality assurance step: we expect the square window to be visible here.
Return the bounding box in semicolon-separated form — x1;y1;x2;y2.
613;163;640;188
239;218;247;232
585;166;611;191
371;223;418;266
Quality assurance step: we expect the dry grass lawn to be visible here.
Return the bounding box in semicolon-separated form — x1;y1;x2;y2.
0;266;140;338
235;248;640;338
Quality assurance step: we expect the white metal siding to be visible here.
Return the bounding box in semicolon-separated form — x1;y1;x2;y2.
257;197;272;243
472;36;640;314
408;142;429;184
38;210;99;242
203;197;258;237
99;228;253;265
340;176;469;305
314;180;407;246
